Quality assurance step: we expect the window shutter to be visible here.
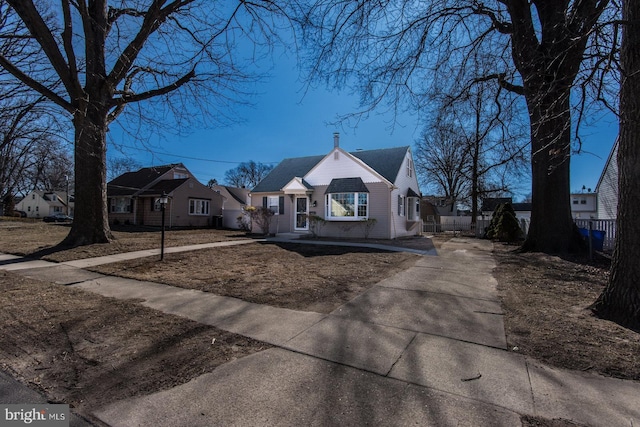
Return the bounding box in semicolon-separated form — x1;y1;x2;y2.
262;196;267;208
129;199;134;213
398;195;402;215
279;196;285;215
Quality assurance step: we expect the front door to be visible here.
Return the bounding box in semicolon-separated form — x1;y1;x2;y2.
295;197;309;231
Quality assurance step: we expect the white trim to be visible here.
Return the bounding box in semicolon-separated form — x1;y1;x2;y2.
325;192;369;221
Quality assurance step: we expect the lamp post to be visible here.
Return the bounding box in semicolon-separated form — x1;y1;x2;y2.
159;192;168;261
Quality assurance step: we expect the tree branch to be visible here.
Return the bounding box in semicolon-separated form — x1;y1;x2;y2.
5;0;76;99
108;68;196;121
0;54;72;113
107;0;194;88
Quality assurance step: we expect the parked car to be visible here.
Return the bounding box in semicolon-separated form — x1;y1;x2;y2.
43;213;73;222
12;210;27;218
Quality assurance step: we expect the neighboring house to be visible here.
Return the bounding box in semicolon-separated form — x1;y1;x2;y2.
595;138;618;220
16;191;74;218
107;163;223;227
421;195;458;220
480;197;532;220
570;191;598;219
211;185;251;229
250;133;422;239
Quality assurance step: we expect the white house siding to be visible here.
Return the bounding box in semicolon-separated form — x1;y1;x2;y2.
597;142;618;220
305;148;382;186
389;151;422;238
570;193;598;219
16;192;68;218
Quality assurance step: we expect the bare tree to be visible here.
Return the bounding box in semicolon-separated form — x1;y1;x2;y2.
0;3;68;206
108;157;142;182
29;143;73;192
0;1;290;246
414;126;470;210
592;1;640;331
299;1;618;253
0;92;68;198
224;160;274;188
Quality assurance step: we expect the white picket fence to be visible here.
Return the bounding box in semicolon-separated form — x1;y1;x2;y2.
423;217;492;235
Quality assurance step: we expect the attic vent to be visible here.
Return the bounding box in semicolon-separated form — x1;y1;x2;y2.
334;151;339;160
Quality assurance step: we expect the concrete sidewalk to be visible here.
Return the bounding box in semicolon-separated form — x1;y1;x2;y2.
1;238;639;426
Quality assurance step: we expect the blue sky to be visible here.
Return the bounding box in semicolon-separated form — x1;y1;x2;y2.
107;53;619;201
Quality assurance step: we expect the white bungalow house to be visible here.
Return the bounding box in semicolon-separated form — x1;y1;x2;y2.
16;191;74;218
250;133;422;239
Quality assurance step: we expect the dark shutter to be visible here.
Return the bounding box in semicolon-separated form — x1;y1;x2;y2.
262;196;267;208
129;199;134;213
279;196;284;215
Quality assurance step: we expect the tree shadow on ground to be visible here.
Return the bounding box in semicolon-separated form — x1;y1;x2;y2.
259;241;394;258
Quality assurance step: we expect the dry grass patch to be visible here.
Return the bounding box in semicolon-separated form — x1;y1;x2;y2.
92;241;419;313
0;219;248;262
0;270;269;422
494;244;640;381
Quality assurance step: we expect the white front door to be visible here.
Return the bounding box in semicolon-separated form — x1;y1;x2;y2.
295;197;309;231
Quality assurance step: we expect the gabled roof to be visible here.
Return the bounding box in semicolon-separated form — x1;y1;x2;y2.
325;177;369;194
107;163;185;196
252;146;410;193
252;155;324;193
33;191;72;206
224;186;249;205
139;179;189;196
351;147;409;183
595;137;618;192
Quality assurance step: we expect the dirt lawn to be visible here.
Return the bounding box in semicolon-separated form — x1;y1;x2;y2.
1;220;639;426
91;242;419;313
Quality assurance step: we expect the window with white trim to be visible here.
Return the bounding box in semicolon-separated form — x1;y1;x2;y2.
325;192;368;220
398;194;406;216
268;196;280;214
189;199;210;215
110;197;131;213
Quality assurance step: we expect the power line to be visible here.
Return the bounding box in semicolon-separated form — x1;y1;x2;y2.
111;143;279;165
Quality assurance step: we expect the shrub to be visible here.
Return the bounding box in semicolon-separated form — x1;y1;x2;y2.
485;203;522;242
248;206;274;235
308;215;326;237
236;211;252;232
361;218;377;239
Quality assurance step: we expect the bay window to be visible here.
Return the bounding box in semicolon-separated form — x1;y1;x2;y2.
326;192;368;220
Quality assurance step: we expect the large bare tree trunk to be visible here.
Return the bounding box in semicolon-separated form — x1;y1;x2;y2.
592;0;640;330
521;89;580;253
62;105;112;246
